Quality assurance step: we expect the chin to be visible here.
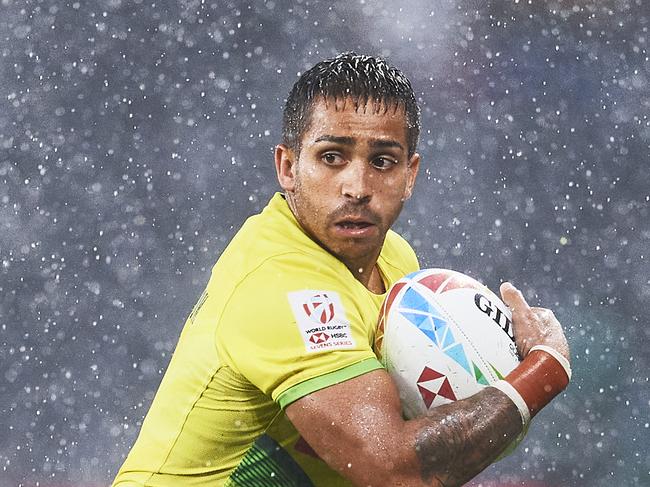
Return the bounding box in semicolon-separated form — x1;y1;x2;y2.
336;242;380;262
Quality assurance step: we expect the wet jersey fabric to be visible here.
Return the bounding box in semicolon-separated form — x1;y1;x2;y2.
113;193;419;486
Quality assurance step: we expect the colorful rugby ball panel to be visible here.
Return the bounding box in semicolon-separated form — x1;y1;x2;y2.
376;268;520;419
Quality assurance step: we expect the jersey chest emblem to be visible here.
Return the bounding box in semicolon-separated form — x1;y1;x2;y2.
288;290;356;353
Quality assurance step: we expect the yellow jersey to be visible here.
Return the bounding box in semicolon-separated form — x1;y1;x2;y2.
113;193;419;486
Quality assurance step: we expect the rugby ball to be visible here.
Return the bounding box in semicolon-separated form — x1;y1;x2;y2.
375;268;520;419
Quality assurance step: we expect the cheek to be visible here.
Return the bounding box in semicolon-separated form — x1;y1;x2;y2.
297;166;328;194
294;183;328;219
379;177;408;198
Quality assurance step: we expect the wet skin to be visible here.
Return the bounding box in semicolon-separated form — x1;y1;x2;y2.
275;97;420;292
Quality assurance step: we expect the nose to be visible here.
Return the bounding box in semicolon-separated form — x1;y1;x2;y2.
340;160;373;203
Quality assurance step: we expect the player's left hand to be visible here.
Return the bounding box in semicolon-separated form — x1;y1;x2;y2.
500;282;570;363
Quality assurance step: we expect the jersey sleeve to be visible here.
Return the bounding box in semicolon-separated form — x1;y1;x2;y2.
215;252;383;409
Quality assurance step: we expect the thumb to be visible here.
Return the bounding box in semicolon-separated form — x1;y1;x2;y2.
499;282;531;313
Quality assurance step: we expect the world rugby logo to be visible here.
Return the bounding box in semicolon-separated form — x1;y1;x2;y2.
302;293;335;324
289;290;355;352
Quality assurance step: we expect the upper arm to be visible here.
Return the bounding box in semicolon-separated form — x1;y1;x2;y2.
215;254;380;401
285;368;430;487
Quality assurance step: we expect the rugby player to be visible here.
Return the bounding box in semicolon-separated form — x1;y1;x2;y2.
113;53;570;486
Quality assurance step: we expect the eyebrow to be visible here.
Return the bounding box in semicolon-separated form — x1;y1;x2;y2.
314;135;354;145
313;135;404;151
370;139;404;151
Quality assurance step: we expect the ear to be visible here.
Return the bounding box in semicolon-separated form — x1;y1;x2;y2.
404;152;420;200
275;144;298;192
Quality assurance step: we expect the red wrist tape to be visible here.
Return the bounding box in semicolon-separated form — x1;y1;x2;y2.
505;349;570;417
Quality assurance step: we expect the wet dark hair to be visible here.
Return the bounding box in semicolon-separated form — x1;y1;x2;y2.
282;52;421;157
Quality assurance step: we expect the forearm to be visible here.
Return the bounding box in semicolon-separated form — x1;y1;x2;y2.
409;387;521;487
407;345;571;487
288;347;570;487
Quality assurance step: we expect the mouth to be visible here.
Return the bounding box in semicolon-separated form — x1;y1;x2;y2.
333;217;378;238
336;220;373;230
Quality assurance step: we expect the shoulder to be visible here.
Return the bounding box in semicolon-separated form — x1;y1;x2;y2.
215;251;378;401
214;193;332;279
221;250;352;322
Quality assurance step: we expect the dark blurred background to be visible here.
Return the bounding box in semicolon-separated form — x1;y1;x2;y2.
1;0;648;485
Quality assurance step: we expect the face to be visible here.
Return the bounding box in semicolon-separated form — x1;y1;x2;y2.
275;97;420;271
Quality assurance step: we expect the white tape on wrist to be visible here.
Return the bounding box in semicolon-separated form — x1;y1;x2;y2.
491;380;531;427
529;345;572;381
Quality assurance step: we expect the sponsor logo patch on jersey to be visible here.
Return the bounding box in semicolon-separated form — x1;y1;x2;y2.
288;290;355;353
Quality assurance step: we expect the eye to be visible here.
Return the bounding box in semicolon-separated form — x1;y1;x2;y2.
321;152;346;166
371;156;398;170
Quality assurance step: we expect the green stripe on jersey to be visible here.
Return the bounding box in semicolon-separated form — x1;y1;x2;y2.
277;357;384;409
225;434;313;487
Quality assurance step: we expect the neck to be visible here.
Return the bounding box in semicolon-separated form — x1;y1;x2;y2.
284;193;386;293
344;257;385;294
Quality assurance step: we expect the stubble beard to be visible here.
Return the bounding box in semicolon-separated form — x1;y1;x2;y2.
287;173;404;272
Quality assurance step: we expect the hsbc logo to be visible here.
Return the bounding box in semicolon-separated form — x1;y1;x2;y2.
308;332;330;344
417;366;457;408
